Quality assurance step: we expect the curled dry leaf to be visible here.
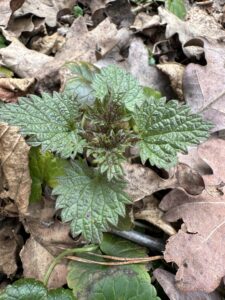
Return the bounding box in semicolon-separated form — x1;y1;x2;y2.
24;200;81;255
20;237;67;288
198;138;225;183
0;38;53;78
157;63;185;101
0;219;23;277
0;124;31;215
160;186;225;292
135;196;176;236
0;0;25;27
0;77;35;103
131;12;160;34
127;38;174;98
154;268;222;300
38;17;131;91
105;0;134;27
31;32;65;55
124;162;204;202
183;41;225;132
14;0;76;27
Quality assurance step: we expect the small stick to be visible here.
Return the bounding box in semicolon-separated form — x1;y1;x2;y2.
132;1;153;14
67;255;163;266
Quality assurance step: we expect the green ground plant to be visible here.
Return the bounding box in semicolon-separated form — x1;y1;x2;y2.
0;62;211;243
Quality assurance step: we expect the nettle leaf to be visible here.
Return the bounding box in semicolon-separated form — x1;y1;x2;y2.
63;61;99;104
0;278;75;300
134;98;211;169
92;65;145;111
165;0;186;20
29;147;68;202
0;92;86;159
67;234;160;300
53;161;131;242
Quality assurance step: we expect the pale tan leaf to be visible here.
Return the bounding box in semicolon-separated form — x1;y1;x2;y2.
0;124;31;214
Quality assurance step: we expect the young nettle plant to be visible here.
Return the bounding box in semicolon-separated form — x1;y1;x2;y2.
0;63;211;243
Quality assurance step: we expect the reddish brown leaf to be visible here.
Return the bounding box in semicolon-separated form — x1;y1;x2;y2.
160;188;225;292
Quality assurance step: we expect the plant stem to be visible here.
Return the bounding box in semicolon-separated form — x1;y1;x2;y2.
43;245;98;287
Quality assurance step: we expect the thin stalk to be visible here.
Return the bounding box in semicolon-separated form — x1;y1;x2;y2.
43;245;98;287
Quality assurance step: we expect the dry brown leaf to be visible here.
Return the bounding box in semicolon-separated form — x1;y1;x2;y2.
0;38;53;78
14;0;76;27
131;12;160;33
0;0;25;27
124;162;204;202
0;219;23;277
31;32;65;55
37;17;131;91
160;187;225;292
135;196;176;236
105;0;134;27
183;41;225;132
157;63;185;101
159;7;225;46
0;77;35;102
20;237;67;288
154;268;222;300
0;124;31;215
24;200;81;255
198;138;225;183
127;38;174;99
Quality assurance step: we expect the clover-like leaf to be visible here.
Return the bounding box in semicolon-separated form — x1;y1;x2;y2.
134;98;211;169
165;0;186;20
29;147;68;202
92;65;144;111
0;278;75;300
53;161;131;242
63;61;99;105
0;92;86;159
67;234;160;300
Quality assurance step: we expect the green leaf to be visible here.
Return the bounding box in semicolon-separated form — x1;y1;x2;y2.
63;62;99;105
165;0;186;20
100;233;147;258
67;234;160;300
0;66;13;78
29;147;68;202
0;35;6;49
0;278;75;300
48;288;75;300
53;160;131;243
0;92;86;159
92;65;145;111
73;5;84;18
134;98;211;169
143;87;161;99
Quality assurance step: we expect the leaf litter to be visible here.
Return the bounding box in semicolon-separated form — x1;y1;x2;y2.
0;0;225;299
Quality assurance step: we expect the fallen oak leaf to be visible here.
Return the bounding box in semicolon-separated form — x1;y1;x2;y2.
0;123;31;215
154;268;222;300
124;162;204;202
160;187;225;293
0;77;35;103
0;38;53;78
0;0;25;27
20;237;68;289
183;41;225;132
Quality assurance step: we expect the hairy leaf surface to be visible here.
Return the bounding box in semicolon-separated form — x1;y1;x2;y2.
134;98;211;169
63;61;99;104
0;92;85;158
92;65;144;111
53;161;131;242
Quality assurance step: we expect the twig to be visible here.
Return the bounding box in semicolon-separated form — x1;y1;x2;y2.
66;255;163;265
88;252;160;261
111;229;165;252
43;245;98;287
132;1;153;14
